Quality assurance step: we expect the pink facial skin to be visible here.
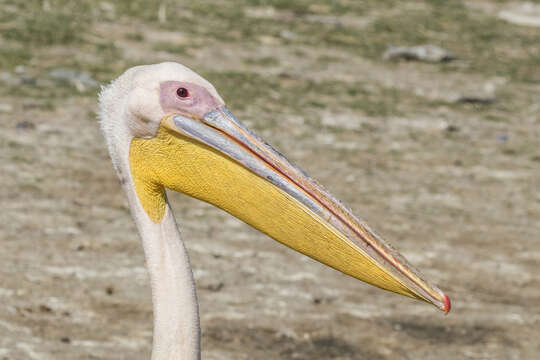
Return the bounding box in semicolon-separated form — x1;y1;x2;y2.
160;81;223;119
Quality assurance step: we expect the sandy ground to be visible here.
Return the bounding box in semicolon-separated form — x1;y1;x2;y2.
1;1;539;359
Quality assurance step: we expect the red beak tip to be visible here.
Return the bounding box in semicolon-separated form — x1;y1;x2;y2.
442;293;451;314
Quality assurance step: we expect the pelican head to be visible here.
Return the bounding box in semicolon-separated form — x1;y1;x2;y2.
99;62;449;359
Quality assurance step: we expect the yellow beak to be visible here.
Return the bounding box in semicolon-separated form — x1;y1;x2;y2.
128;106;450;313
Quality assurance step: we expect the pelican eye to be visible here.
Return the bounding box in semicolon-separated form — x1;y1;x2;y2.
176;87;189;98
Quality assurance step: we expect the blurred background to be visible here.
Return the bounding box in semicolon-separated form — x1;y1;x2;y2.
1;0;539;359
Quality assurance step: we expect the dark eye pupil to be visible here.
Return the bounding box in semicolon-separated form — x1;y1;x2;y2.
177;87;189;98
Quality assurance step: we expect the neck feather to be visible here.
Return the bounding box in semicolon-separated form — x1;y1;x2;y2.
115;137;201;360
139;205;201;360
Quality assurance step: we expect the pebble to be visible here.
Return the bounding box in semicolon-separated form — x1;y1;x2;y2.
280;30;298;40
445;124;460;133
14;65;26;74
499;2;540;27
383;45;456;63
48;68;99;92
0;103;13;113
0;72;21;86
206;282;224;292
16;121;36;130
456;95;496;105
39;304;52;313
100;1;116;20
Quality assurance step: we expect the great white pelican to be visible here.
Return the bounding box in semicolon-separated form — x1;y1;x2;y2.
98;62;450;360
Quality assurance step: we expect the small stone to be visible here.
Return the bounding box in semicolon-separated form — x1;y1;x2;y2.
0;72;21;86
244;6;277;19
309;4;331;14
158;3;167;23
105;286;114;295
456;95;496;105
100;1;116;19
60;337;71;344
278;72;293;79
0;103;13;113
14;65;26;74
445;124;460;133
258;35;280;45
311;295;333;304
280;30;297;40
21;75;36;85
499;2;540;27
39;304;52;313
16;121;35;130
48;68;99;92
383;45;456;63
42;0;51;11
206;282;224;292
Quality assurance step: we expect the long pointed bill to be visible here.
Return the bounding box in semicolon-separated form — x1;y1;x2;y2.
130;106;450;313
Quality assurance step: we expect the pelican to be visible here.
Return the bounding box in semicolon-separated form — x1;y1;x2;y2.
98;62;450;360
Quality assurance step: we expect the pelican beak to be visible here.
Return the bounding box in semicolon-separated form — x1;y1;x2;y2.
130;106;450;313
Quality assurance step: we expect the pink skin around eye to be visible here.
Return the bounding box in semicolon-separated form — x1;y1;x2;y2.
160;81;223;119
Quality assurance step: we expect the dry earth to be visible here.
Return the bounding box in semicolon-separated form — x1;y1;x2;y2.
1;1;539;359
